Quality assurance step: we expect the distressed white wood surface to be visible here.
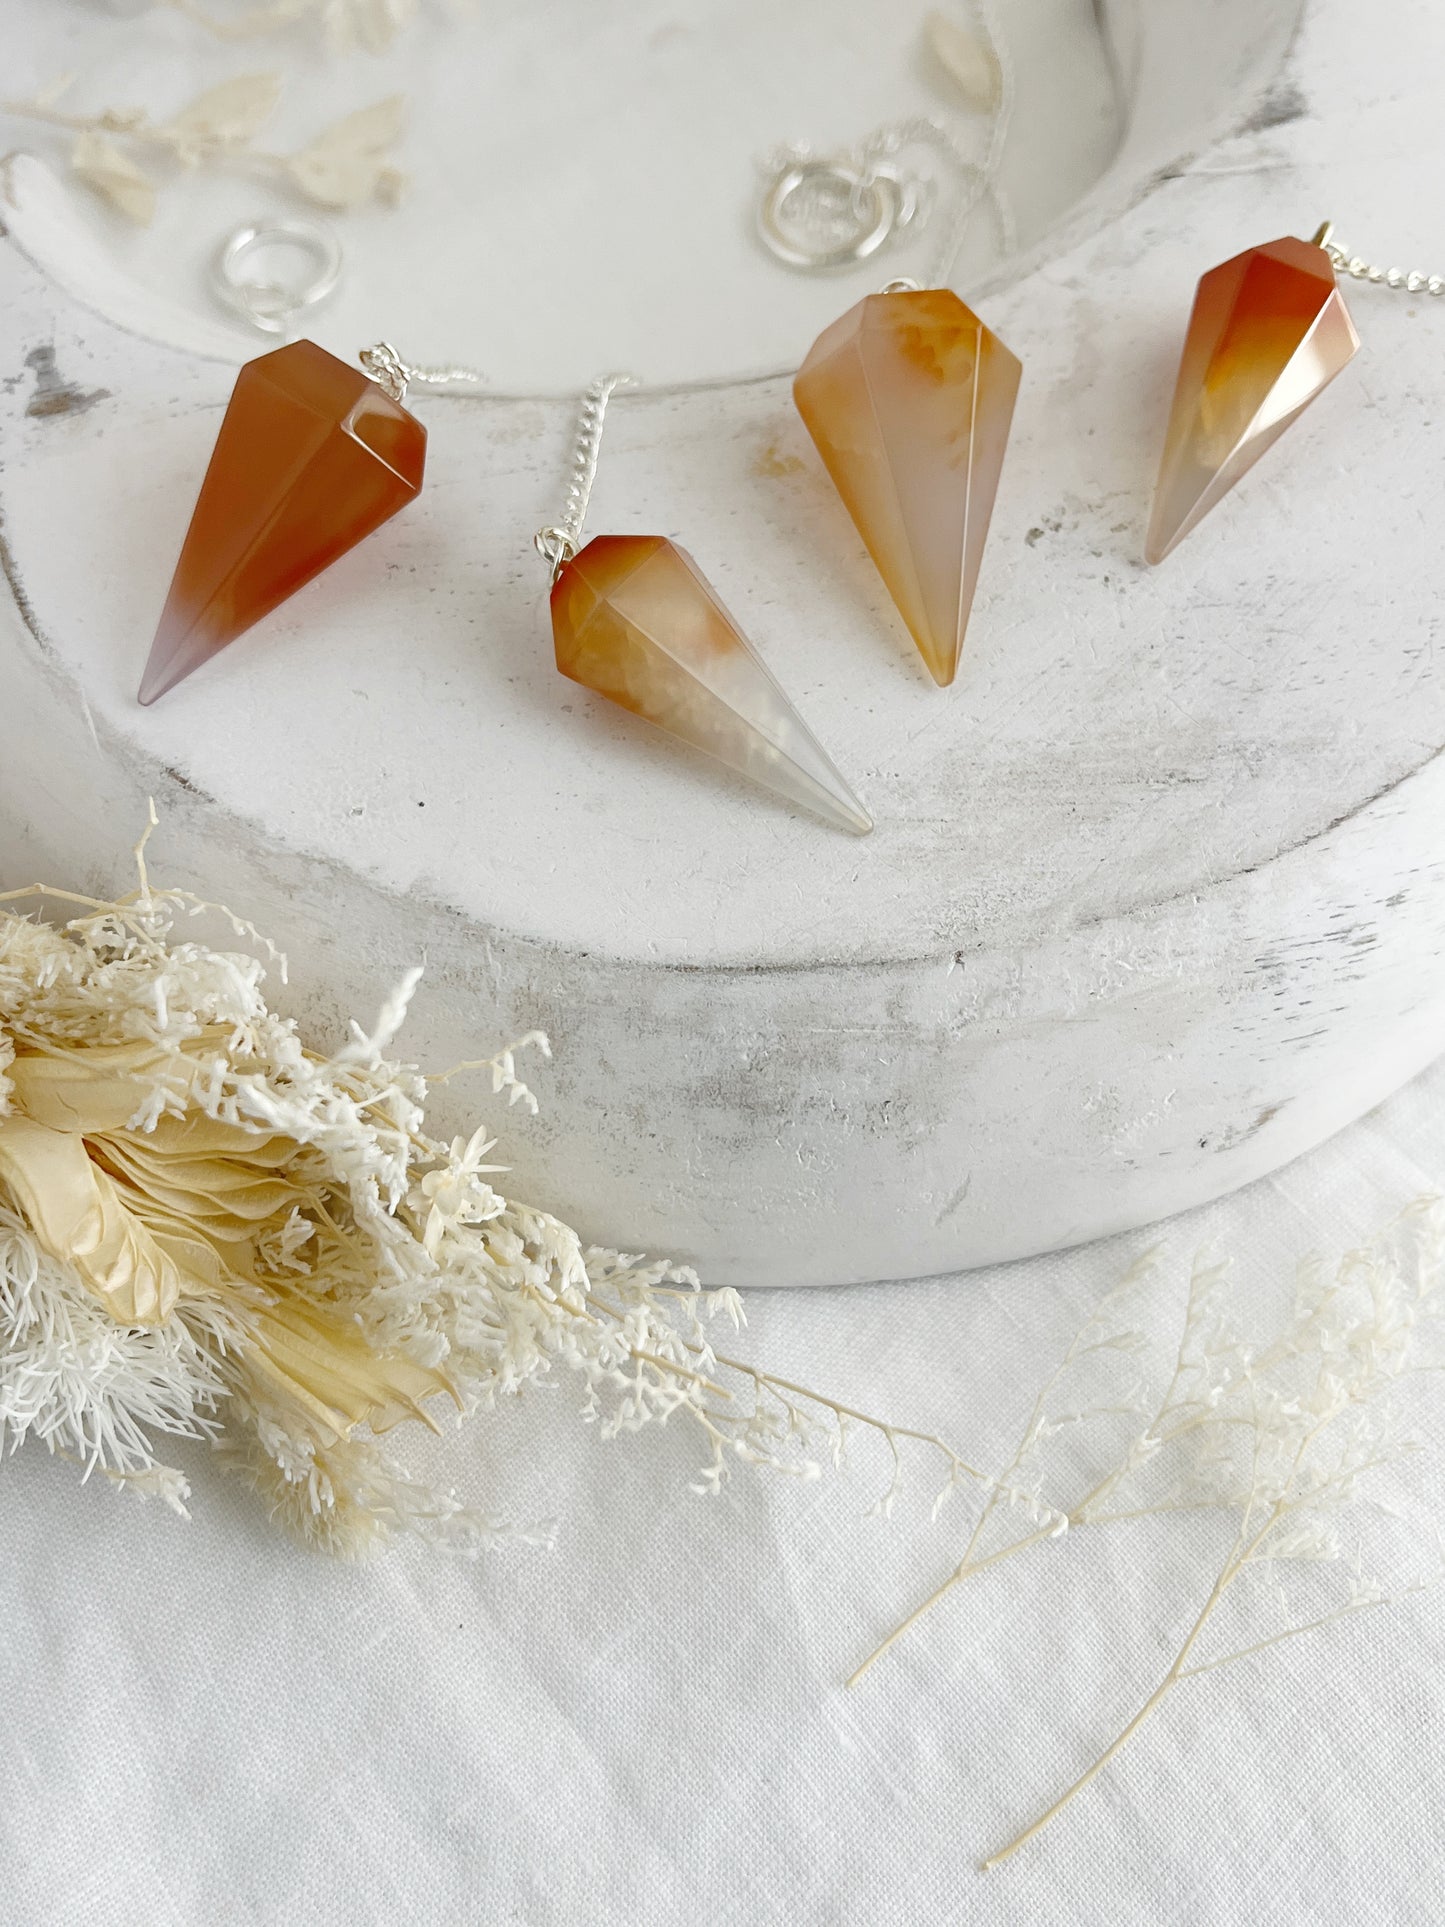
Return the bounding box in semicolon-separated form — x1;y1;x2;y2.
4;0;1444;1288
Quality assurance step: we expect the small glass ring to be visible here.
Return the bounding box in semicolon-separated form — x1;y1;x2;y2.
213;221;343;336
758;161;904;272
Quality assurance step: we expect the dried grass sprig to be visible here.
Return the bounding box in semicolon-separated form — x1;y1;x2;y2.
0;75;406;222
848;1247;1160;1684
945;1207;1443;1865
837;1206;1445;1863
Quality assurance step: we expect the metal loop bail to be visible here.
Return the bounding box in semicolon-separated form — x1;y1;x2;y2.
758;158;915;273
534;526;576;585
214;220;343;337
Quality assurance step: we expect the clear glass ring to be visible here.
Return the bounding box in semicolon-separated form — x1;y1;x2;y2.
757;161;904;272
213;221;343;336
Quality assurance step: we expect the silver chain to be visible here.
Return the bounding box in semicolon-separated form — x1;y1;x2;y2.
756;1;1016;283
860;106;1016;284
1314;222;1445;296
358;341;485;405
916;0;1019;279
534;373;637;583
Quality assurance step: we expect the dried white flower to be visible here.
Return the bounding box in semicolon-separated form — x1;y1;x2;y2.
1;74;407;223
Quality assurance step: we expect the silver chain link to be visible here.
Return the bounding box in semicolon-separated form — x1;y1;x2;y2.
1315;222;1445;297
358;341;485;405
534;372;637;583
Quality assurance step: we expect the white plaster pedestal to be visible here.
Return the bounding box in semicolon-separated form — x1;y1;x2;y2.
3;0;1444;1286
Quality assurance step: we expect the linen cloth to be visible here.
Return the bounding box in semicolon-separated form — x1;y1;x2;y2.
4;1057;1444;1925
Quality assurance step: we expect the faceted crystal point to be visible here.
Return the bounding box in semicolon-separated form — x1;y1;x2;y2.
793;287;1021;688
550;535;872;835
139;339;426;703
1145;236;1360;564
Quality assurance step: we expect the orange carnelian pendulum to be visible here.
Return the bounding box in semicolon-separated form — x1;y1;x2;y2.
793;277;1021;689
536;376;871;835
138;341;477;704
1145;224;1361;563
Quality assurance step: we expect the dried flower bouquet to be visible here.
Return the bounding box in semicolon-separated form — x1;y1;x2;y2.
0;822;989;1556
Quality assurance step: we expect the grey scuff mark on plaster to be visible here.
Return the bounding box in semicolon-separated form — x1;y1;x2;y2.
160;764;214;804
1070;746;1445;943
0;502;48;655
934;1170;973;1228
23;343;109;419
1239;81;1308;133
1202;1100;1287;1154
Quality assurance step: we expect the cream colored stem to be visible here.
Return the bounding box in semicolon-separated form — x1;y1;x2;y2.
709;1353;991;1486
982;1508;1279;1869
982;1669;1181;1872
847;1525;1062;1688
848;1485;1213;1687
1176;1597;1382;1681
579;1291;734;1401
0;883;127;913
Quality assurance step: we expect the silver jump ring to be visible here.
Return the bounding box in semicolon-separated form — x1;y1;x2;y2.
213;220;343;336
758;161;905;272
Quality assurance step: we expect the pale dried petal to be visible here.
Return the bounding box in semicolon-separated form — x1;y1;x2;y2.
285;93;406;208
157;72;282;166
69;130;156;223
0;1115;185;1323
925;9;1000;112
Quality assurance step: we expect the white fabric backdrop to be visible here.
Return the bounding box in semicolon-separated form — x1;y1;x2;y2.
4;1058;1444;1925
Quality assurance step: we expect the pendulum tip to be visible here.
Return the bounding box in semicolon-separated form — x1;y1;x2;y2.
136;657;170;707
137;611;219;706
798;762;873;836
136;635;188;706
823;786;873;836
1142;507;1180;568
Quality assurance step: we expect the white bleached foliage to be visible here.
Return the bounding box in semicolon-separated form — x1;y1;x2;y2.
0;854;984;1555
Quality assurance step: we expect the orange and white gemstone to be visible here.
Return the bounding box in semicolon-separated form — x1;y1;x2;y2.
1146;236;1360;564
794;287;1021;688
140;339;426;703
551;534;871;835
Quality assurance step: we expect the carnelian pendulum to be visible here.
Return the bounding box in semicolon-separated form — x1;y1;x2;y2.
550;533;871;834
138;339;427;704
538;376;871;834
794;284;1021;689
1145;229;1360;563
